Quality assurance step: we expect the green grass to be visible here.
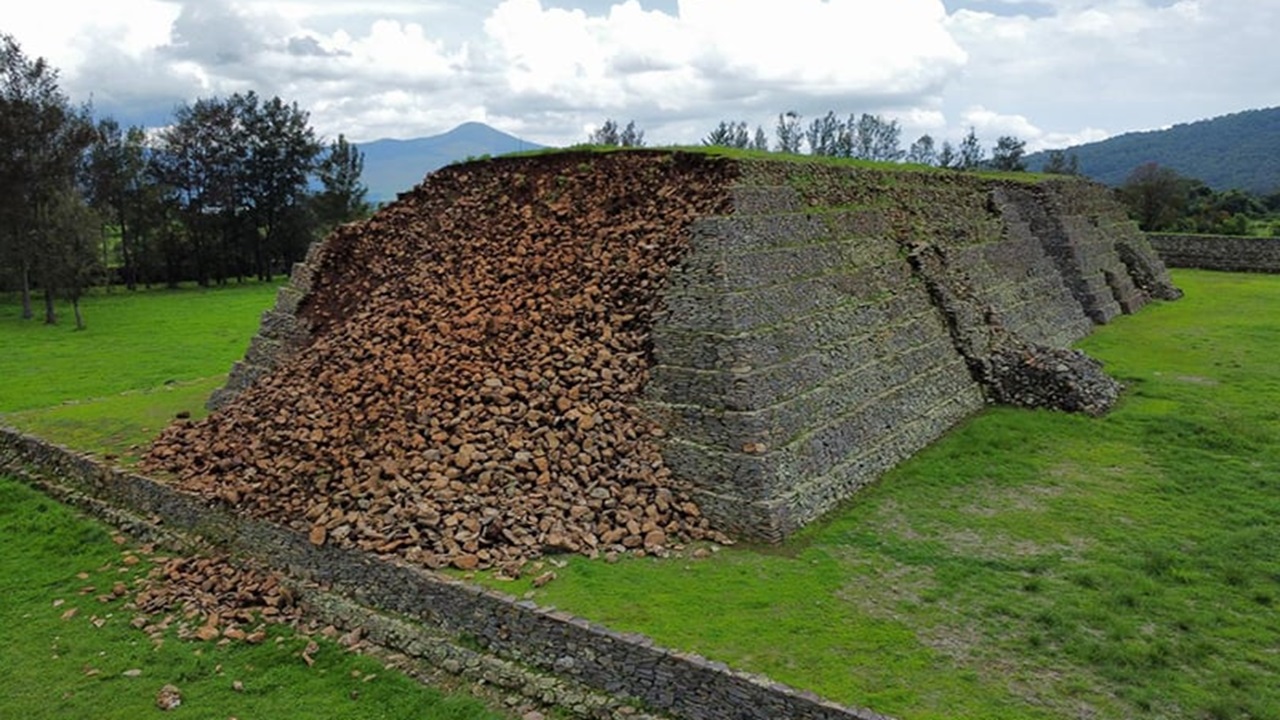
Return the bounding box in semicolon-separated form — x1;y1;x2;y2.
4;271;1278;719
0;282;278;459
0;282;278;412
0;474;508;720
475;270;1280;720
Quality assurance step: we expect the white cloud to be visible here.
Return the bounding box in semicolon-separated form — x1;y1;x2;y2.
961;106;1041;139
4;0;1277;153
898;108;949;134
941;0;1280;149
481;0;968;141
532;1;955;92
1039;126;1110;150
958;105;1110;151
343;20;468;80
0;0;176;70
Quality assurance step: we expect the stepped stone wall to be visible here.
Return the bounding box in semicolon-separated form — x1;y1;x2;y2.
642;164;1178;540
206;155;1179;542
644;188;985;540
207;240;324;410
1148;233;1280;272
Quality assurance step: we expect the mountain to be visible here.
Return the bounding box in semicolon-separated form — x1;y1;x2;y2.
1026;107;1280;194
357;122;546;203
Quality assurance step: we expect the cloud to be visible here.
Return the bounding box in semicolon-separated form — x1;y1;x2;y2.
958;105;1107;151
941;0;1280;148
286;36;346;58
961;106;1039;139
160;0;277;66
9;0;1278;153
482;0;968;135
39;0;491;141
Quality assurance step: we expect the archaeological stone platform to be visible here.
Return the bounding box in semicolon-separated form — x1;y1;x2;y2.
210;152;1180;543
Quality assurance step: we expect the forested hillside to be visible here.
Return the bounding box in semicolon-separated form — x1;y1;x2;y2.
1029;107;1280;193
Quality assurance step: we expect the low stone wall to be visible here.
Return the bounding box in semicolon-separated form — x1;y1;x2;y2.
1147;233;1280;273
0;427;889;720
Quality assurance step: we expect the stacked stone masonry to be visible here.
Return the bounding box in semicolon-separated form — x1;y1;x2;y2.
0;429;886;720
642;164;1178;540
207;239;325;410
1148;233;1280;273
205;155;1179;543
645;192;982;540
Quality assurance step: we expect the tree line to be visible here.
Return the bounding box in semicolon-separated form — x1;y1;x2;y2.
1118;162;1280;236
0;34;370;328
590;111;1050;173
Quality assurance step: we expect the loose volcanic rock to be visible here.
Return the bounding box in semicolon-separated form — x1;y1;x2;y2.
155;684;183;711
144;152;737;572
131;554;303;636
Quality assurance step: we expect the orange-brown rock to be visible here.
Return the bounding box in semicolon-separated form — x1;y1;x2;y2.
143;152;735;571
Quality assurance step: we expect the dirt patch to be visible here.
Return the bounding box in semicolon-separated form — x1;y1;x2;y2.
959;480;1064;517
1175;375;1219;386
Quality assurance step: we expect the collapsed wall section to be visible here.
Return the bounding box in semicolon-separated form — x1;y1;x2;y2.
184;153;1180;549
148;152;741;572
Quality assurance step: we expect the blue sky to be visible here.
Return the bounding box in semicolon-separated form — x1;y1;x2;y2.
5;0;1277;151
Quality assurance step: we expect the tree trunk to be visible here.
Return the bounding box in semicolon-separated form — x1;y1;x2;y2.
119;208;137;291
256;216;270;282
20;263;33;320
101;224;113;293
72;297;85;330
43;287;57;325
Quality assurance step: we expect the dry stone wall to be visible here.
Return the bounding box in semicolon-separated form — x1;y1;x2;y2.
1148;233;1280;273
0;428;887;720
643;187;984;540
199;154;1179;545
207;240;324;410
642;163;1178;540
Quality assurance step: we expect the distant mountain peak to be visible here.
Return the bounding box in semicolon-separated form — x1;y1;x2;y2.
357;122;546;202
451;120;500;132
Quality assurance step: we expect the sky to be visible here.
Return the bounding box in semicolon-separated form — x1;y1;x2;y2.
4;0;1278;151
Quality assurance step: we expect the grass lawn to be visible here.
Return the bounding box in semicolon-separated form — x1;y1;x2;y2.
0;281;279;463
0;282;515;719
3;270;1278;720
479;270;1280;720
0;474;508;720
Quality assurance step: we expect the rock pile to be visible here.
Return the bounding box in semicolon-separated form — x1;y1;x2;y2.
984;342;1122;416
144;152;736;574
131;553;302;642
